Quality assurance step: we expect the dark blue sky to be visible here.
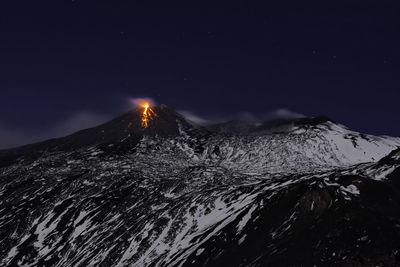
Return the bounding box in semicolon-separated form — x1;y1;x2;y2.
1;0;400;148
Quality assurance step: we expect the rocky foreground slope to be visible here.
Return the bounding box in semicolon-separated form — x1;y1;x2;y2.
0;105;400;266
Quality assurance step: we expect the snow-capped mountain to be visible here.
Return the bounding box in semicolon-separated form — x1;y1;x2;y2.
1;105;399;266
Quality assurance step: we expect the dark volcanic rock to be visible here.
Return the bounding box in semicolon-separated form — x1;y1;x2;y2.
0;108;399;266
0;105;203;168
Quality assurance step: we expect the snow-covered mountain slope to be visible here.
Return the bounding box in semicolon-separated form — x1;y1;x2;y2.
0;106;399;266
179;117;400;174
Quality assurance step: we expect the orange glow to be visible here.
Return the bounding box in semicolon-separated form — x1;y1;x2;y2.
129;98;157;128
141;102;156;128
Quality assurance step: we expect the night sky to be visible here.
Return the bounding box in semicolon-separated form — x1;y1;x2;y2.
1;1;400;148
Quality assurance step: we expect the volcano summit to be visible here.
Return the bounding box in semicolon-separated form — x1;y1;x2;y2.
1;105;400;266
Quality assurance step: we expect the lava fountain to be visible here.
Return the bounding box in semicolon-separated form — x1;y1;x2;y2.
140;102;156;128
130;98;157;128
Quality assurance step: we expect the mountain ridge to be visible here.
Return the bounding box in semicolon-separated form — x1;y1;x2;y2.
1;105;400;266
0;106;399;171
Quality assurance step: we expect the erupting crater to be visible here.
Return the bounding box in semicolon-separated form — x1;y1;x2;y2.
140;102;156;128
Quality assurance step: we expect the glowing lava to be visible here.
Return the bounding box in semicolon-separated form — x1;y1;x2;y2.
141;102;156;128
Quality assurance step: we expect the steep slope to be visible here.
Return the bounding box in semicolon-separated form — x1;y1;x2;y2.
0;106;399;266
0;104;201;168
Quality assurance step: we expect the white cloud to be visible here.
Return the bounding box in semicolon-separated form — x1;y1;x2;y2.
178;108;305;126
262;108;305;120
0;123;37;150
0;111;111;150
177;110;211;126
50;112;111;137
0;108;306;150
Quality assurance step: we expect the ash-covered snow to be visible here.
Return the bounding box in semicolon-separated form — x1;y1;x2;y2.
1;113;400;266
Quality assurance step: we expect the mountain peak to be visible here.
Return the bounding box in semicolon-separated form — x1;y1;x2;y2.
58;104;194;148
127;104;192;135
0;105;197;166
207;115;337;134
